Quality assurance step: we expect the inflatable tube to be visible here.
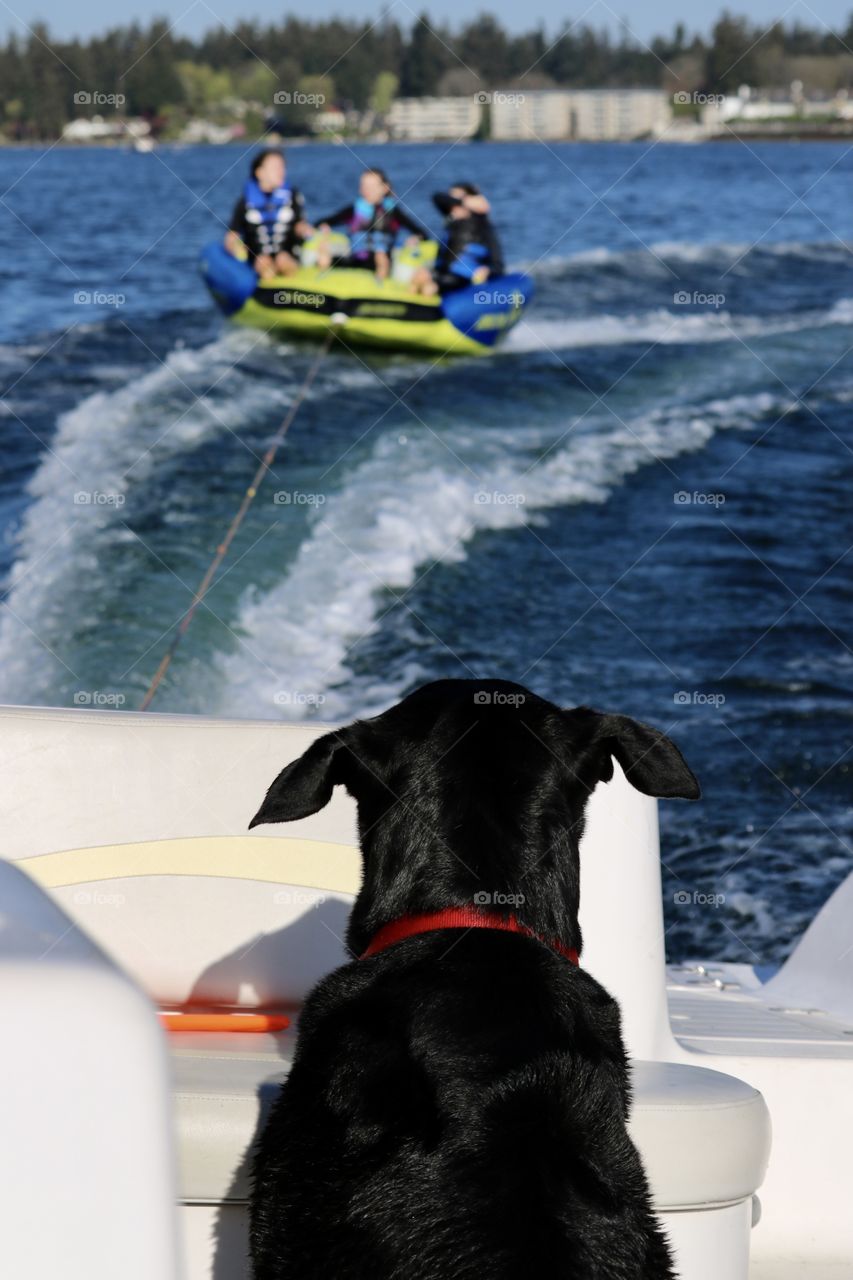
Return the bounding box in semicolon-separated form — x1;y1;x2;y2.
199;240;533;356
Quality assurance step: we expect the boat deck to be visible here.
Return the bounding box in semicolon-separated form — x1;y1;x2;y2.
668;963;853;1058
668;964;853;1278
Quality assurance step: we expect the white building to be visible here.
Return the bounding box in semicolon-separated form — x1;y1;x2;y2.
490;89;672;141
61;116;150;143
179;119;237;145
388;96;481;141
489;89;571;139
700;83;853;132
310;108;347;135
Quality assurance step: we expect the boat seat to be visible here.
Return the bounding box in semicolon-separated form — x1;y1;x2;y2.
0;706;774;1278
171;1031;770;1210
171;1032;770;1278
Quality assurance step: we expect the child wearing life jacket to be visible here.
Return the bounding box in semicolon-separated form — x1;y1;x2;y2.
225;149;312;280
411;183;504;297
315;168;428;280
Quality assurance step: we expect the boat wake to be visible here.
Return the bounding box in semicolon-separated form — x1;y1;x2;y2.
509;239;853;355
2;235;851;720
506;297;853;354
213;387;786;721
0;329;297;702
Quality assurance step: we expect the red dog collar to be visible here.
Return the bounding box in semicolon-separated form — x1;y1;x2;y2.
361;905;579;966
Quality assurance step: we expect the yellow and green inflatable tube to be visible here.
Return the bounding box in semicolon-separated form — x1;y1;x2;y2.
200;237;533;356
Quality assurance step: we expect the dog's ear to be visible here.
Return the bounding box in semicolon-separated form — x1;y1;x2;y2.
571;709;700;800
249;730;349;827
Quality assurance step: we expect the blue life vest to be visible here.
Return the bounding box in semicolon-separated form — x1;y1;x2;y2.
243;178;296;255
348;195;398;258
442;237;489;281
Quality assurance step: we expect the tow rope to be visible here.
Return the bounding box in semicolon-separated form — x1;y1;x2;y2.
140;328;336;711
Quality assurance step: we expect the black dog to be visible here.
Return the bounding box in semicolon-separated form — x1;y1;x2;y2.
249;679;699;1279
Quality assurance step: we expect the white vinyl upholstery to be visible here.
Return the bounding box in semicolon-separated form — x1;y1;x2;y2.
0;703;676;1060
0;860;181;1280
46;865;355;1007
0;704;773;1280
170;1033;770;1211
0;705;358;852
628;1061;770;1209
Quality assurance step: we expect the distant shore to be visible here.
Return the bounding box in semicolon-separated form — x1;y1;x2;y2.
707;122;853;141
3;125;853;149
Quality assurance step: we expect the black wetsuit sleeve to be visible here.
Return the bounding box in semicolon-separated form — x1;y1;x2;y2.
290;188;307;244
316;204;355;227
229;197;248;236
482;218;504;276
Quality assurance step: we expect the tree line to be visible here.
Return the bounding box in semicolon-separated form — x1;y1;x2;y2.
2;10;853;139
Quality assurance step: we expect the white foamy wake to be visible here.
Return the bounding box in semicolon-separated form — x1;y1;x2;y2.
523;239;851;277
505;297;853;355
0;330;291;702
214;388;786;722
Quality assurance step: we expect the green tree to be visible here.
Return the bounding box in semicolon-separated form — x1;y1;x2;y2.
22;26;70;139
401;14;451;96
235;62;276;107
123;20;185;114
708;13;759;92
175;62;233;115
458;15;510;86
3;10;853;138
278;73;335;131
370;70;398;116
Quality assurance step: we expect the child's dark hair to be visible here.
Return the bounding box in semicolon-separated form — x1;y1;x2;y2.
364;166;392;191
251;148;285;177
452;181;480;196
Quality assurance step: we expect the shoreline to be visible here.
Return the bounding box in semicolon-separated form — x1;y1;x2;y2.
3;133;853;149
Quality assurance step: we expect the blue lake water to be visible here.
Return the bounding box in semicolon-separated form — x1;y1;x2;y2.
1;139;852;964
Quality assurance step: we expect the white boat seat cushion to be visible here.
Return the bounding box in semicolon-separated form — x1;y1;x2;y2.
2;705;679;1061
171;1037;770;1211
25;839;361;1007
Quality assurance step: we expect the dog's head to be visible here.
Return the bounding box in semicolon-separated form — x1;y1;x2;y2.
250;679;699;954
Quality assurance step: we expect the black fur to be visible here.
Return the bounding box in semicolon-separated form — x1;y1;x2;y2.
249;679;699;1279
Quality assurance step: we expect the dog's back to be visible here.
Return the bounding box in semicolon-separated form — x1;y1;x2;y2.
252;931;673;1279
249;680;698;1278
